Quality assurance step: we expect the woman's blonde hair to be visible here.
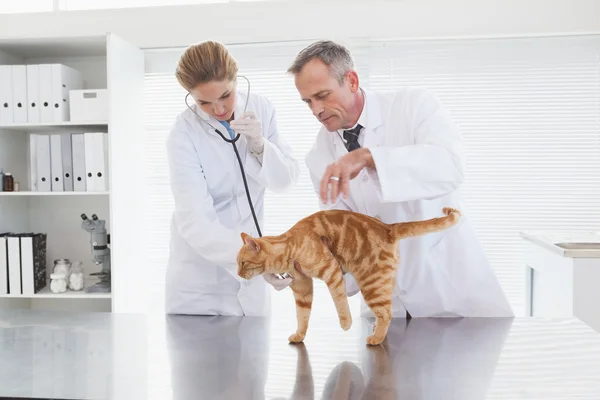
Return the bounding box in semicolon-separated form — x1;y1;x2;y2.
175;41;238;91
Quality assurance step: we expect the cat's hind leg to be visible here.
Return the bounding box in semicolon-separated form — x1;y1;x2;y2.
356;263;397;345
318;257;352;331
289;272;314;343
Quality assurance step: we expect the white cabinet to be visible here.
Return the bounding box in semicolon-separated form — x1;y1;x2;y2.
0;34;149;314
522;232;600;333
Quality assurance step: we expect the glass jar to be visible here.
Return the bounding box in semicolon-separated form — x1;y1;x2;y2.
3;172;14;192
50;273;67;293
68;261;85;291
53;259;71;281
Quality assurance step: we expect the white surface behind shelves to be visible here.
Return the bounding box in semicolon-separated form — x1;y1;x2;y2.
28;195;111;280
0;196;111;282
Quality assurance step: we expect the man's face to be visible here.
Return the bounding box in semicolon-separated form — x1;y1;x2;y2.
294;59;359;132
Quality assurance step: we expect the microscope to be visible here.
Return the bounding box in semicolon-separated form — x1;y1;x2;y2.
81;213;111;293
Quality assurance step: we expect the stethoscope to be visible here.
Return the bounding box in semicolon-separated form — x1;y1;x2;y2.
184;76;289;280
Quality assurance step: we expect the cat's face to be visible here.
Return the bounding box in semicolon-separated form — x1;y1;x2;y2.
236;233;269;280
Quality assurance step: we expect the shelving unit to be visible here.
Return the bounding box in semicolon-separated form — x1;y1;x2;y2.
0;33;148;314
0;121;108;132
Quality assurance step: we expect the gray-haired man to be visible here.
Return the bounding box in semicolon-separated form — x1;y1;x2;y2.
287;40;513;319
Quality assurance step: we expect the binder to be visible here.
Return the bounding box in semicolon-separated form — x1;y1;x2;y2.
7;235;21;295
30;133;38;191
61;133;74;191
71;133;86;191
51;64;83;122
50;134;64;191
86;132;109;192
96;132;108;191
26;64;41;123
0;65;13;124
84;132;95;191
39;64;53;123
0;233;9;295
12;65;27;124
19;233;47;296
36;134;52;192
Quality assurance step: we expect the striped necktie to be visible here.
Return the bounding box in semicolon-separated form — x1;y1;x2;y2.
343;124;363;152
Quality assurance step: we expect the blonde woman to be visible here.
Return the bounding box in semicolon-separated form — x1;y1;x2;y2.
165;41;299;316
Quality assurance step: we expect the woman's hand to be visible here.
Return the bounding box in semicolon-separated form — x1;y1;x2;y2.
230;111;264;155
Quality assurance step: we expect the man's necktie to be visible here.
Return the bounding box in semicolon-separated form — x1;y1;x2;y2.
343;124;362;152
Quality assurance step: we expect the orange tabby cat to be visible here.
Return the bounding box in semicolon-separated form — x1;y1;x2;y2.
236;207;461;345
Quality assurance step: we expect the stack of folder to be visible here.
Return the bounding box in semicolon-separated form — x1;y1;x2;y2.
0;232;47;295
29;132;108;192
0;63;83;124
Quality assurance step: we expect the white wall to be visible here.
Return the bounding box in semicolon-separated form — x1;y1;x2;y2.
0;0;598;49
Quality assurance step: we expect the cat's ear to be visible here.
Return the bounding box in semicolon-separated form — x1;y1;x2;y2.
241;232;260;252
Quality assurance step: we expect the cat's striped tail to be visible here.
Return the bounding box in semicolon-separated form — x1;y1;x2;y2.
390;207;461;241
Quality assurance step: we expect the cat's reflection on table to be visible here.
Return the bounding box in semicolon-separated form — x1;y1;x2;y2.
275;317;513;400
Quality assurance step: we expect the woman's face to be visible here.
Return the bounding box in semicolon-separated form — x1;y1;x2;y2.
190;79;237;121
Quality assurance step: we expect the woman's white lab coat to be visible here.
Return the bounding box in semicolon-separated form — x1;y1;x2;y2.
165;91;299;316
305;87;514;317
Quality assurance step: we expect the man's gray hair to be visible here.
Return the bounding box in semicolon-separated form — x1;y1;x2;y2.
287;40;354;83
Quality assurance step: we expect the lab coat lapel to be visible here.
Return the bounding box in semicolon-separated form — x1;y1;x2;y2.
356;90;384;216
361;89;383;148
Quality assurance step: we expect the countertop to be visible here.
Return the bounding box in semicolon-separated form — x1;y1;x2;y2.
520;230;600;258
2;310;600;399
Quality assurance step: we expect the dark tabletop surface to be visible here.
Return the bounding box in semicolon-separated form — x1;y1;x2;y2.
2;309;600;399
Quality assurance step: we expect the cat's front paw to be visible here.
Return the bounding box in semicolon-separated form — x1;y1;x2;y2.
340;315;352;331
288;332;305;343
366;334;385;346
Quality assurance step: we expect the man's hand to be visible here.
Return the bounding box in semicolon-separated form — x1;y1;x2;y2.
262;273;293;291
320;148;375;203
230;111;264;154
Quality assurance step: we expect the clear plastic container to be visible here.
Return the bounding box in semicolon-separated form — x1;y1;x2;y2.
68;261;85;291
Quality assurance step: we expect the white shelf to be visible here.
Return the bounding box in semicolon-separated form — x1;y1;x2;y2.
0;285;112;299
0;121;108;132
0;191;109;196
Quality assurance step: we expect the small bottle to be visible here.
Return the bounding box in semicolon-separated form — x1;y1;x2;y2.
3;172;13;192
68;261;85;291
50;273;67;293
53;259;71;282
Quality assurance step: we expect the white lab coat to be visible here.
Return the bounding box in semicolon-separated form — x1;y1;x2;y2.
165;91;299;316
305;87;514;318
